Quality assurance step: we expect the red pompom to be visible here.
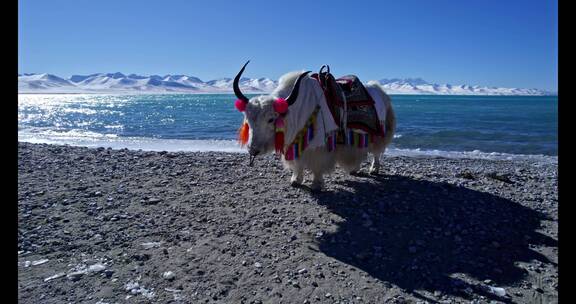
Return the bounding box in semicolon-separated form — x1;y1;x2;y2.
235;99;247;112
273;98;288;114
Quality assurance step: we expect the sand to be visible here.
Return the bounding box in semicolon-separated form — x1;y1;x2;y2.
18;142;557;303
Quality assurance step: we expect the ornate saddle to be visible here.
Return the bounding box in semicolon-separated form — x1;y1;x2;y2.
311;65;384;137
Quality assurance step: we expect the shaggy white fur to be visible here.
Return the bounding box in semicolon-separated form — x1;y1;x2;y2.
244;70;396;190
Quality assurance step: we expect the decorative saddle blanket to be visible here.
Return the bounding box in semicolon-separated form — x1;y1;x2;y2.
311;66;384;140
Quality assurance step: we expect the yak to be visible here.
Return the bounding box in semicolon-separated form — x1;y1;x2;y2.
233;61;396;190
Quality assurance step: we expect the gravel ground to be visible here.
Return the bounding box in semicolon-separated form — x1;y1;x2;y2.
18;142;558;304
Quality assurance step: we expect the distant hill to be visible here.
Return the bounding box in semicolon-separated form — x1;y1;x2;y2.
18;73;556;96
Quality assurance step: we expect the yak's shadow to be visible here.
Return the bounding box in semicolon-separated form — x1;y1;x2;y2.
311;174;557;302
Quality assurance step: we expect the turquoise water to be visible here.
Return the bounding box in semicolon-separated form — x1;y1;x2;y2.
18;94;557;159
391;95;557;156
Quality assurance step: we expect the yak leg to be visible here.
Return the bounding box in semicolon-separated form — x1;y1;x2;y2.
290;166;304;186
369;151;381;174
310;173;324;191
369;139;388;175
349;164;362;175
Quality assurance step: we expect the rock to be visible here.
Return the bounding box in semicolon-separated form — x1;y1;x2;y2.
487;286;506;297
325;293;332;298
88;263;106;273
103;269;114;278
533;286;544;293
142;198;162;205
132;253;151;261
486;172;514;184
149;197;162;204
298;268;307;274
164;288;182;293
141;242;162;249
31;259;49;266
67;271;85;281
163;271;176;281
457;171;475;179
44;272;66;282
254;262;262;268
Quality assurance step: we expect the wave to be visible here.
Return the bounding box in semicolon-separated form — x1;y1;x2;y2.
384;148;556;164
18;128;556;164
20;128;118;139
18;128;243;152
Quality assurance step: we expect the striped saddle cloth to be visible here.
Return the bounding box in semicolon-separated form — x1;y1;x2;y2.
312;66;384;141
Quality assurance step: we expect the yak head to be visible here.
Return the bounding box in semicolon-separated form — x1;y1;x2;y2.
233;61;310;164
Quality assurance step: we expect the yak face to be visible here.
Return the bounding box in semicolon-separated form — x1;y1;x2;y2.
244;96;279;156
233;61;311;161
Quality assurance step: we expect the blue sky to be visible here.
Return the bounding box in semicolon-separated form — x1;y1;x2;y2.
18;0;557;91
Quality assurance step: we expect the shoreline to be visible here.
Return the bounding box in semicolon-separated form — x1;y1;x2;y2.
18;142;557;303
16;138;559;165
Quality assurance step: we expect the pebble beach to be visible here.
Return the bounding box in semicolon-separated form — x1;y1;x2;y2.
18;142;558;303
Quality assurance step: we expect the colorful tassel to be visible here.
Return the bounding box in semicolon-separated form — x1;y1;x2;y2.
282;106;323;160
285;146;294;160
238;121;249;146
274;117;286;154
275;131;284;154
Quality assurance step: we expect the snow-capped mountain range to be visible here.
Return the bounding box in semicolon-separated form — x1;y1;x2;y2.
18;73;556;96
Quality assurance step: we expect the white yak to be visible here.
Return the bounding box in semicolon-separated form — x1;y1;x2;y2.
233;61;396;190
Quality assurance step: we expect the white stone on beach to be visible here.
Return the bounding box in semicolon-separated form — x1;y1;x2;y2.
125;281;156;299
487;286;506;297
44;272;66;282
163;271;175;280
141;242;162;249
31;259;49;266
88;263;106;273
67;271;86;281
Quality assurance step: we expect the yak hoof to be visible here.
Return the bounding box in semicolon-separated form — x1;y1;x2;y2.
369;167;379;175
290;180;302;187
310;181;323;191
350;171;362;176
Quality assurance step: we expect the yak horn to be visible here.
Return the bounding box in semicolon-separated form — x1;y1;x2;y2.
286;71;311;106
233;60;250;103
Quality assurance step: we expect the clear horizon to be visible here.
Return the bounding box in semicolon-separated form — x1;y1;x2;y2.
18;0;557;91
